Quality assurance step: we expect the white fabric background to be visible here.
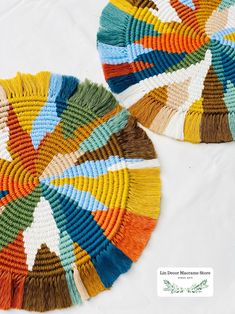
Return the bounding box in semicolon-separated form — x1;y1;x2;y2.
0;1;235;314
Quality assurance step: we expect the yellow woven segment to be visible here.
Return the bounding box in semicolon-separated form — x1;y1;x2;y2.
110;0;135;15
50;168;129;209
224;32;235;42
74;243;91;267
12;100;47;133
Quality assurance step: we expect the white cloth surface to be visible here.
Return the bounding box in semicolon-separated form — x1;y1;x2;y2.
0;1;234;314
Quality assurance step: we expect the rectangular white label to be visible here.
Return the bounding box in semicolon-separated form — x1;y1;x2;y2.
157;267;213;297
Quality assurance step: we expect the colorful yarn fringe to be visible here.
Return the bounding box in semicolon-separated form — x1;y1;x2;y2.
0;72;161;311
97;0;235;143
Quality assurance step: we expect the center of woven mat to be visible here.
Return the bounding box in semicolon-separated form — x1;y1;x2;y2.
127;2;235;95
0;97;129;275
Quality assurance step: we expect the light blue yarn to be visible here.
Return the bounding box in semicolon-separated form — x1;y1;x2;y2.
31;74;62;149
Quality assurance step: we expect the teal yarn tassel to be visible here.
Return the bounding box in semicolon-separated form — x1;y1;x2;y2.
66;271;82;305
92;243;132;288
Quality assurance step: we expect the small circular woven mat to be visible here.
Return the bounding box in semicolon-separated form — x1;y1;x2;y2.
0;72;160;311
97;0;235;143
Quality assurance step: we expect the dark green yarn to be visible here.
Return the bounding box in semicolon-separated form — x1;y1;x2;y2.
61;80;117;138
0;185;41;250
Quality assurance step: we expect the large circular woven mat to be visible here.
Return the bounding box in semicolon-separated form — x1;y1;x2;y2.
0;72;160;311
97;0;235;143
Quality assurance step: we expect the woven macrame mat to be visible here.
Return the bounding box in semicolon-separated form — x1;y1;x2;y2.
97;0;235;143
0;72;160;311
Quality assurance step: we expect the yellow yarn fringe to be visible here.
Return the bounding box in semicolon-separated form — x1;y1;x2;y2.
126;168;161;219
79;261;106;297
0;72;50;100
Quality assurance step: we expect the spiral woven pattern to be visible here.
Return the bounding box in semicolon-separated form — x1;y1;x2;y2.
0;72;160;311
98;0;235;143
